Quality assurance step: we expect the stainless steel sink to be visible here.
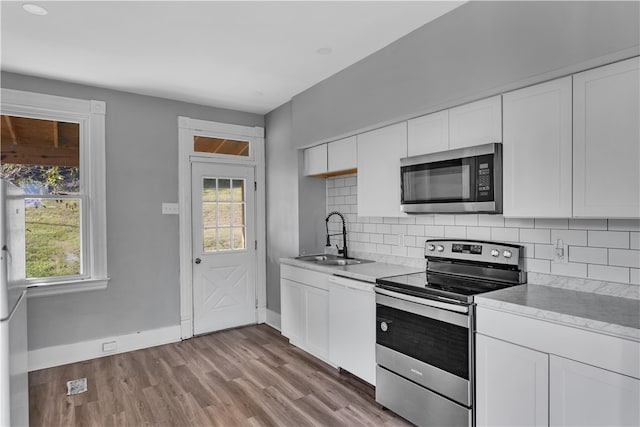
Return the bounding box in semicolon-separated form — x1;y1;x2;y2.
294;254;373;266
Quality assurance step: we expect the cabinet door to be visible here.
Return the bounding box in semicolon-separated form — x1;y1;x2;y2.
280;278;304;346
407;110;449;156
357;122;408;217
449;95;502;149
550;355;640;427
476;334;549;427
327;136;357;173
573;57;640;217
303;144;327;176
304;286;329;360
503;77;572;217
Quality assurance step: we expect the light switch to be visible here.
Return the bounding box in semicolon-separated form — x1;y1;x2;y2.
162;203;179;215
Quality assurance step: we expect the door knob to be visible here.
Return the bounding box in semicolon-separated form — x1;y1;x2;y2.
195;258;201;264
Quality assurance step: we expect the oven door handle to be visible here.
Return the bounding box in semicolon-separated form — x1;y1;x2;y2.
374;287;469;314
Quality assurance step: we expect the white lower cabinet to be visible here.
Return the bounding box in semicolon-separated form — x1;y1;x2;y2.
328;276;376;385
550;355;640;427
476;335;548;427
280;265;330;362
476;306;640;427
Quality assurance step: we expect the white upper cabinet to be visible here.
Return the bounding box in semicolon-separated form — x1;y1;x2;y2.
357;122;408;217
407;110;449;156
449;95;502;149
573;57;640;218
303;144;327;176
327;136;357;173
503;77;573;217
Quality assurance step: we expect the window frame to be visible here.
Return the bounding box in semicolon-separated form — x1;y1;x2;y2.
1;88;109;297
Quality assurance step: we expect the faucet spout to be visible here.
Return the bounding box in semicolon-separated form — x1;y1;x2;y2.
325;211;348;259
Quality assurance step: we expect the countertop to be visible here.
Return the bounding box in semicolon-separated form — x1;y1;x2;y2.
280;257;423;283
476;284;640;342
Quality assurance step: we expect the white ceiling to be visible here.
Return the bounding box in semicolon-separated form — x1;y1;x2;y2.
1;1;464;114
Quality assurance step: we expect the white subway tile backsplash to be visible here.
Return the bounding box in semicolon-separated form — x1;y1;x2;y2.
434;215;455;225
520;228;551;244
588;264;629;283
425;225;445;238
455;215;478;226
535;244;555;260
329;175;640;289
551;262;588;279
491;227;519;242
569;246;608;265
445;226;467;238
478;215;505;227
608;249;640;268
608;219;640;232
415;215;435;225
407;224;425;236
551;229;587;246
534;219;569;229
588;231;629;249
466;227;491;240
505;218;535;228
568;218;608;230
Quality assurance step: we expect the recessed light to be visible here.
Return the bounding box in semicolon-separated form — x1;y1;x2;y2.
22;3;48;16
316;47;333;55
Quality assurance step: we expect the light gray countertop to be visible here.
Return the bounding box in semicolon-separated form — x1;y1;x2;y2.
280;257;423;283
476;284;640;342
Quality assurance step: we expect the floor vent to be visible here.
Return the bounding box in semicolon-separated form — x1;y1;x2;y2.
66;378;88;395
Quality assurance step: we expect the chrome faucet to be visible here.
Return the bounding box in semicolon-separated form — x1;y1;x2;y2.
325;211;348;259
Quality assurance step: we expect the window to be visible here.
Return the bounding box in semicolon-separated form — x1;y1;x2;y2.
202;177;246;252
1;89;108;295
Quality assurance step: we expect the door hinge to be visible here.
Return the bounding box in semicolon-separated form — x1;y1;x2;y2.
254;181;257;191
255;240;258;250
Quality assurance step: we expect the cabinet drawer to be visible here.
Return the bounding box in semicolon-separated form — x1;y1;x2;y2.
281;264;330;290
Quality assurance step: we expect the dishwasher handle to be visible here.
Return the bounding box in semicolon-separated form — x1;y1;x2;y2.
328;275;374;293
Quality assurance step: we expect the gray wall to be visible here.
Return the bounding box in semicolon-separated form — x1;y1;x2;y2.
291;1;640;147
1;72;263;350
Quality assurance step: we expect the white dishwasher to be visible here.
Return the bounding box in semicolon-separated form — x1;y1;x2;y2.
328;275;376;385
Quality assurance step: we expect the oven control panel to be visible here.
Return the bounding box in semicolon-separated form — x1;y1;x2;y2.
425;239;522;266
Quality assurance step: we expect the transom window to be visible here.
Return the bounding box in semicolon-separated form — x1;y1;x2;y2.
194;135;250;157
202;177;246;252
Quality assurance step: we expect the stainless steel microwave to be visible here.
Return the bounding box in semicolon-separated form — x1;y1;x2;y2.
400;143;502;214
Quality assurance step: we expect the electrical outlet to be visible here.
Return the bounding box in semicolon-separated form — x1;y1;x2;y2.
553;239;569;264
102;341;117;352
162;203;179;215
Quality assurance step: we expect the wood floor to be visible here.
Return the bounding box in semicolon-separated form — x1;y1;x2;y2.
29;324;412;426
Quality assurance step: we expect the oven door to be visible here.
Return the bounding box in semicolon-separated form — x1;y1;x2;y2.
374;288;473;407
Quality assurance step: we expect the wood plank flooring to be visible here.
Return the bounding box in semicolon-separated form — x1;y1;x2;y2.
29;324;412;426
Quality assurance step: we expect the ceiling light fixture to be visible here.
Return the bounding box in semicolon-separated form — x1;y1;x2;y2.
22;3;48;16
316;47;333;55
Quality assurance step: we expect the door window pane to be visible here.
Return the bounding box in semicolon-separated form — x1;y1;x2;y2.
201;177;246;252
194;136;250;157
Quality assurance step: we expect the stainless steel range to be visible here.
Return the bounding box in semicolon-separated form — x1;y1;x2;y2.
374;239;526;427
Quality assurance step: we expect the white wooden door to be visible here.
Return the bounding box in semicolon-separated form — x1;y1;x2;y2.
191;162;256;335
280;278;304;346
407;110;449;156
476;334;549;427
503;76;572;217
449;95;502;149
327;136;357;173
303;144;328;176
573;57;640;217
550;355;640;427
304;285;329;360
357;122;408;217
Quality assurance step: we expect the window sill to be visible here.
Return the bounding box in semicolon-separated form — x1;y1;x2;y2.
27;277;110;298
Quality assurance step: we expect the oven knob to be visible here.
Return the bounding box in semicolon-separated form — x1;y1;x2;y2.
491;249;500;257
380;322;389;332
427;244;435;252
503;250;513;259
436;245;445;252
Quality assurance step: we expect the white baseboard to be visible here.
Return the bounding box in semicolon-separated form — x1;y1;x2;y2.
265;309;281;331
28;324;181;372
257;306;267;324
